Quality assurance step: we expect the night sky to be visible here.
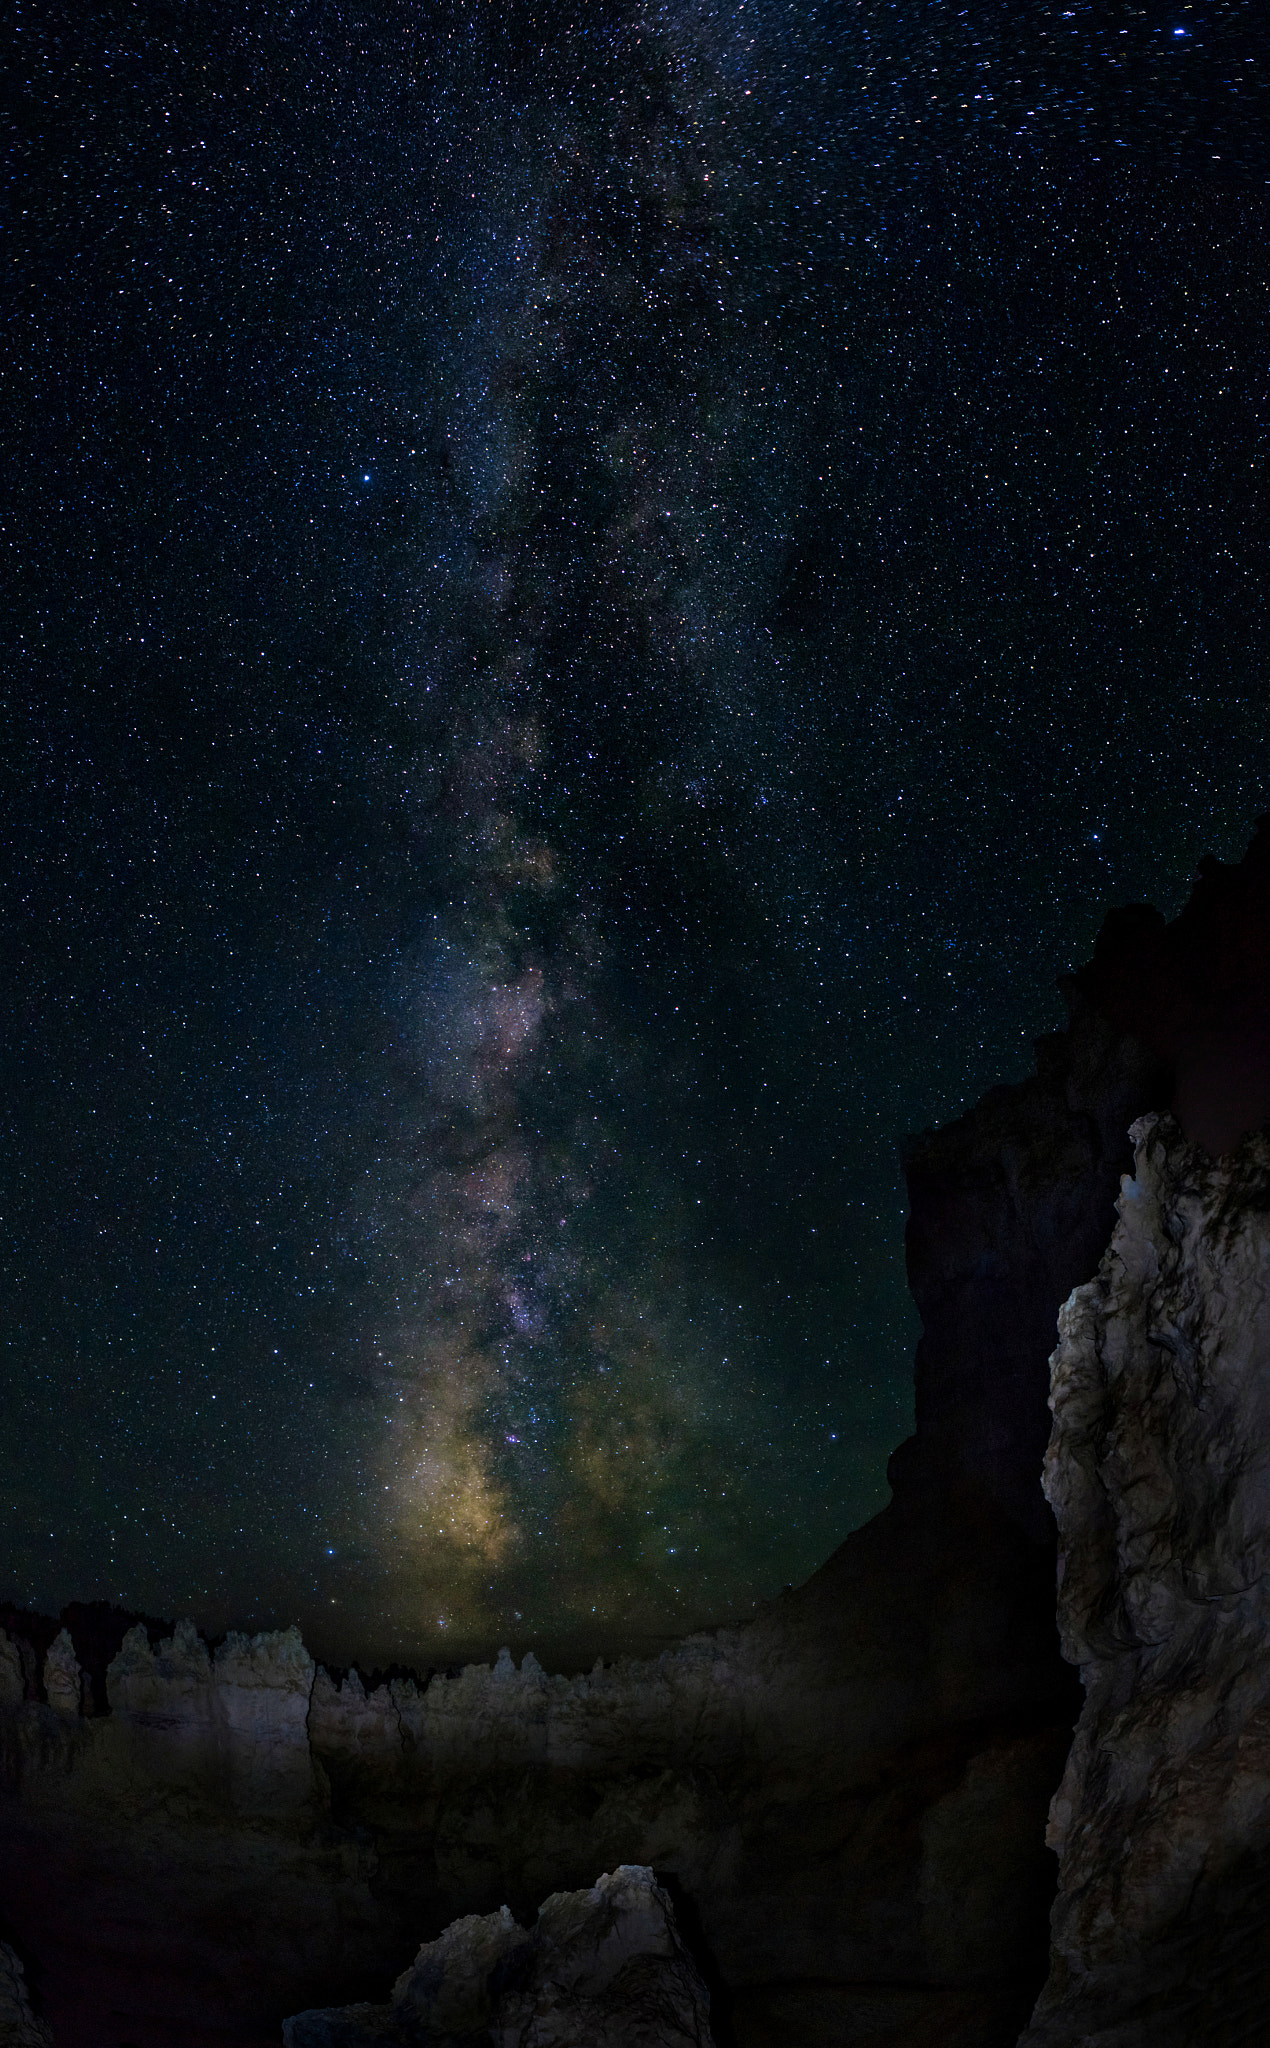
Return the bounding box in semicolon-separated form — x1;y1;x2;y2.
4;0;1267;1669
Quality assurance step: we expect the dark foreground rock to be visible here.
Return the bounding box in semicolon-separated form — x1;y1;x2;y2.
1023;1116;1270;2047
0;1940;52;2048
283;1866;713;2048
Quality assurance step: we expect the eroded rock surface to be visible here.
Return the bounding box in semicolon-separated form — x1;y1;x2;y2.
0;1942;51;2048
283;1866;713;2048
1025;1114;1270;2045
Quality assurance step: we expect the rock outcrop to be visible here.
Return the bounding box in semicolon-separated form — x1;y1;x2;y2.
1023;1114;1270;2045
898;983;1166;1543
0;1942;52;2048
283;1866;714;2048
1071;820;1270;1160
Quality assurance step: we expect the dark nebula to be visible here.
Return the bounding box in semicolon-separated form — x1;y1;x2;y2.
3;0;1267;1666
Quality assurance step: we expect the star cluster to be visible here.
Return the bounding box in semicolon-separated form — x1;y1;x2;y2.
2;0;1267;1665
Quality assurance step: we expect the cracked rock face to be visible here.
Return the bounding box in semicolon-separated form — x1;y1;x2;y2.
1025;1113;1270;2046
283;1866;714;2048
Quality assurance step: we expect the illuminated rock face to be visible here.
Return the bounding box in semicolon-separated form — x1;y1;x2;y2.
1025;1116;1270;2046
106;1618;323;1815
283;1866;715;2048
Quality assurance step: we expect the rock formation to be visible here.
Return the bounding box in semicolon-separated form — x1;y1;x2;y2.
1070;824;1270;1160
1022;1114;1270;2045
0;1942;52;2048
0;1574;1074;2047
282;1866;714;2048
3;820;1269;2047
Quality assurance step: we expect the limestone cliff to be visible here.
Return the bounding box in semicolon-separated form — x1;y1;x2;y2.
1023;1115;1270;2045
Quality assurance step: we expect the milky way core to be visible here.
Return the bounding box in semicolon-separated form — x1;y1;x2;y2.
4;0;1267;1664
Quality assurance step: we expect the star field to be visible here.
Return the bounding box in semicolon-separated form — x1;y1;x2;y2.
3;0;1268;1667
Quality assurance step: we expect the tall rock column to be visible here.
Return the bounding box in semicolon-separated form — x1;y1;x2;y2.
1025;1113;1270;2046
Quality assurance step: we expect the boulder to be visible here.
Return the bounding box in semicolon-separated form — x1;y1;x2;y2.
283;1866;713;2048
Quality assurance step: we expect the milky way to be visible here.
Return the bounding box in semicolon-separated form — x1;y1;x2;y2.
3;0;1268;1664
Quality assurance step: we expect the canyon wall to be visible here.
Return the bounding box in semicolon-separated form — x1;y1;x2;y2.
1023;1115;1270;2047
0;1549;1074;2048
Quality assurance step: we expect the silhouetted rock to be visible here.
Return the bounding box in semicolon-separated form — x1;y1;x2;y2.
0;1637;28;1712
1073;815;1270;1158
898;992;1166;1542
1023;1115;1270;2045
283;1866;714;2048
